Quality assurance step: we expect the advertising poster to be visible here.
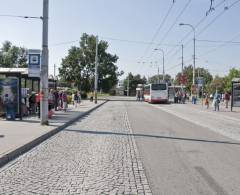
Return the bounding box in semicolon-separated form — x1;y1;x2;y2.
0;78;19;116
233;83;240;107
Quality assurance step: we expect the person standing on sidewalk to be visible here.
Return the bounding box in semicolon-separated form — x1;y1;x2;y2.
73;92;78;108
71;92;75;106
53;90;59;111
213;92;220;111
62;91;68;112
224;91;230;109
205;93;210;109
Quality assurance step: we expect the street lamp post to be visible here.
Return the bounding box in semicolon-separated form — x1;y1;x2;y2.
179;23;196;89
154;48;165;83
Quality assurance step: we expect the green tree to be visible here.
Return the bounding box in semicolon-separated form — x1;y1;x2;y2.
59;33;122;92
0;41;27;68
123;73;147;96
148;74;172;84
223;68;240;92
210;75;225;94
175;65;213;92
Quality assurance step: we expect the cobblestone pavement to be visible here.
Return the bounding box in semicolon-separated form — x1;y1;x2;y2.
151;103;240;141
0;102;152;195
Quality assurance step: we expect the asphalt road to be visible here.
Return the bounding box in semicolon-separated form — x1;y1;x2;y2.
126;101;240;195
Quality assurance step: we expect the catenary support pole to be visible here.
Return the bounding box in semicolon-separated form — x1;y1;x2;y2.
94;36;98;104
181;44;184;75
40;0;49;125
127;75;130;96
54;64;56;77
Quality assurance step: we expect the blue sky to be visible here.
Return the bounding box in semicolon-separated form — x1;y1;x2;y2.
0;0;240;79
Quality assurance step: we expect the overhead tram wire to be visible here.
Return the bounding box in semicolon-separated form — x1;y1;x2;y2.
197;0;240;36
197;31;240;58
165;0;227;59
50;40;79;47
0;14;42;19
165;0;240;67
196;39;240;44
139;0;192;77
50;36;182;48
138;1;175;62
99;36;180;46
148;0;192;59
166;31;240;73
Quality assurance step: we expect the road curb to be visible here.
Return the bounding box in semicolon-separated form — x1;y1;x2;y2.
0;100;108;168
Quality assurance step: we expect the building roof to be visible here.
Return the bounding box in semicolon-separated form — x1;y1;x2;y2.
0;68;28;75
232;78;240;82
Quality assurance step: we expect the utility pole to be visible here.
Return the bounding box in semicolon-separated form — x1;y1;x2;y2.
127;75;130;96
40;0;49;125
54;64;56;77
181;44;184;75
155;61;159;84
154;48;165;82
179;23;196;97
181;44;184;90
193;29;196;86
162;53;165;81
94;36;98;104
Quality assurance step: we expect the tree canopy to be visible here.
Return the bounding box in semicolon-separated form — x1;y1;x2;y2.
148;74;172;84
123;73;147;96
59;33;123;92
175;65;213;92
223;68;240;93
0;41;27;68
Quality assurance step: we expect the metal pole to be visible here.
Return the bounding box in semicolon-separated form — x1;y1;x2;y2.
40;0;49;125
162;53;165;82
94;36;98;104
193;30;196;85
231;82;233;112
181;44;184;75
181;44;184;90
179;23;196;97
54;64;56;77
19;74;22;120
157;66;160;84
127;75;129;96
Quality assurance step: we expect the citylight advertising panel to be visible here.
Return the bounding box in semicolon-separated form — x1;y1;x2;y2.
233;82;240;107
0;78;19;115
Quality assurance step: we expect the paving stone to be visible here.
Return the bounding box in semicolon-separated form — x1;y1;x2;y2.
0;102;152;194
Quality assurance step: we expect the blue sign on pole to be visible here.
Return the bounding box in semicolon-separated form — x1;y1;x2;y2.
28;49;41;77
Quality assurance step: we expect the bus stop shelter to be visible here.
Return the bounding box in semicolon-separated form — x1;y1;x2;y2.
0;68;57;120
231;78;240;111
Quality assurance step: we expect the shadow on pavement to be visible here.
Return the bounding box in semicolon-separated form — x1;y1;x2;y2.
63;129;240;146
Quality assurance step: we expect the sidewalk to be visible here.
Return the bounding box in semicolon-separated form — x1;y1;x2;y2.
185;100;240;121
0;100;106;167
154;101;240;141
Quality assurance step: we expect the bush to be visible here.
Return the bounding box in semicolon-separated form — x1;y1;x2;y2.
109;89;116;96
66;89;76;95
